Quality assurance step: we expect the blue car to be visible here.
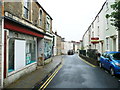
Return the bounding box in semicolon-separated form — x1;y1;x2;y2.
99;51;120;75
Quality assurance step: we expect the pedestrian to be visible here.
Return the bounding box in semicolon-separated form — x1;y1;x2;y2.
97;51;101;62
97;52;101;57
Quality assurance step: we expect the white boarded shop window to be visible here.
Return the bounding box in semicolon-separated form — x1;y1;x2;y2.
8;39;36;73
15;40;26;71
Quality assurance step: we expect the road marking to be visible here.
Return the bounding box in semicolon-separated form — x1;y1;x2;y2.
78;56;96;68
39;64;63;90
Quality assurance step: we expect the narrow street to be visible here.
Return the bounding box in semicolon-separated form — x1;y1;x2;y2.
45;54;120;88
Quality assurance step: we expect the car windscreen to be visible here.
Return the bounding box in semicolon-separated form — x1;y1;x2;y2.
110;53;120;60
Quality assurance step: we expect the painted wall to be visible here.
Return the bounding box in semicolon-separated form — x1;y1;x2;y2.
83;29;89;50
0;1;4;87
37;38;44;57
63;41;73;54
56;36;62;55
104;0;118;52
53;34;57;56
82;0;119;54
0;9;2;88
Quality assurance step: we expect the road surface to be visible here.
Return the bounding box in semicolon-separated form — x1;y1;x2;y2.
45;54;120;88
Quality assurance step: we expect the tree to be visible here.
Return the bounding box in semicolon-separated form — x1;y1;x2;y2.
106;1;120;30
106;1;120;51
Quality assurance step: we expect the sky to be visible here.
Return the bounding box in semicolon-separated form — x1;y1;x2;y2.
38;0;106;42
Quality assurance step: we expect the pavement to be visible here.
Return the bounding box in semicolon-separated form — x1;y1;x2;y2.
5;55;63;89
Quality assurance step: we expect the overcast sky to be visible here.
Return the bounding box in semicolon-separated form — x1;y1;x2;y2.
38;0;106;42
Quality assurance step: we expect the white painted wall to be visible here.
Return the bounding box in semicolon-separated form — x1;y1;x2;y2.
83;0;119;54
37;38;44;57
104;0;118;52
53;34;57;56
63;41;73;54
83;29;89;50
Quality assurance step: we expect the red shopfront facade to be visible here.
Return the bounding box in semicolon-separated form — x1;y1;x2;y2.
4;17;44;78
4;18;44;38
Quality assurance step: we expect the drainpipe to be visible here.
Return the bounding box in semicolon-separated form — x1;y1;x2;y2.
1;0;4;88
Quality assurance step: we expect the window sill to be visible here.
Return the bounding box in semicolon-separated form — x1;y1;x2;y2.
37;25;44;30
26;60;36;65
8;61;37;77
22;17;32;24
8;69;14;73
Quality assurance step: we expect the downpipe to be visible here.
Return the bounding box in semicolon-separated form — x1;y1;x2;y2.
0;0;4;88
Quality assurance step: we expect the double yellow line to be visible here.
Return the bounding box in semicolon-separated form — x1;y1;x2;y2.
78;56;96;68
39;64;63;90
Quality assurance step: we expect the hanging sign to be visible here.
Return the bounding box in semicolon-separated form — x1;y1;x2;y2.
91;37;99;44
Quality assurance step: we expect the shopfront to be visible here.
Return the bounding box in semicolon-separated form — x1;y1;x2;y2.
44;39;52;60
8;32;37;73
4;17;44;86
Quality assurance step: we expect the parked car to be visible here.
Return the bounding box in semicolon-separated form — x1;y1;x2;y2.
68;50;74;55
99;51;120;75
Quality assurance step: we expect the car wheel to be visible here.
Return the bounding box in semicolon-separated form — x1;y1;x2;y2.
99;62;102;68
110;68;115;76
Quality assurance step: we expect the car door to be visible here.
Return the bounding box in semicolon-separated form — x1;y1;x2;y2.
100;53;106;68
104;54;111;70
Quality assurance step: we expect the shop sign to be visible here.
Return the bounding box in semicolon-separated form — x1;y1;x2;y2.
91;37;99;44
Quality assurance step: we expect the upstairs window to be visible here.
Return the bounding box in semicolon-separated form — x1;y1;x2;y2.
39;10;42;26
92;23;94;28
106;2;109;11
23;0;29;19
106;17;109;30
98;26;99;36
97;16;99;22
92;31;94;37
46;16;50;31
106;38;109;50
46;22;50;30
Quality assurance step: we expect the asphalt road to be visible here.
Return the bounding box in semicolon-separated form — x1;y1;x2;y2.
46;54;120;88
